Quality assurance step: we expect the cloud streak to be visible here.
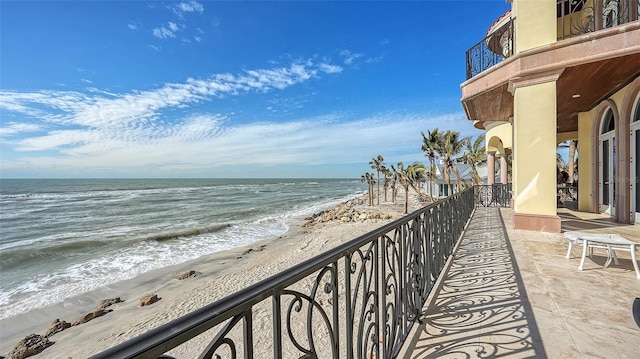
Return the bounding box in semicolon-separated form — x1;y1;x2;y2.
1;111;472;177
1;60;342;134
0;59;477;177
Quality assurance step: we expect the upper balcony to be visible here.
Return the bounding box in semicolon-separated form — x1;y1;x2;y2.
462;0;640;132
466;0;640;80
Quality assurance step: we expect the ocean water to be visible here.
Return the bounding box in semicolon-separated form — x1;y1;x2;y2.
0;178;365;320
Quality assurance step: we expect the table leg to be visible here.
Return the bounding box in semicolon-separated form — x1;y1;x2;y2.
579;239;588;271
630;244;640;279
566;241;573;259
604;245;613;268
611;249;620;266
604;244;620;268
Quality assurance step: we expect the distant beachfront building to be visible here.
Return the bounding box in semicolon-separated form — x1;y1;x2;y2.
461;0;640;232
424;163;489;198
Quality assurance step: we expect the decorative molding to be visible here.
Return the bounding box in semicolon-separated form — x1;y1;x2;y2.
508;68;565;95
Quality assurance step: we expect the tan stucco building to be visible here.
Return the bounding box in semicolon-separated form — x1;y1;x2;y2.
461;0;640;232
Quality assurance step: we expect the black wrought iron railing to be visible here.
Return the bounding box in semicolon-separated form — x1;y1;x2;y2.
558;0;640;40
476;183;513;208
466;1;639;79
465;17;514;79
91;185;511;359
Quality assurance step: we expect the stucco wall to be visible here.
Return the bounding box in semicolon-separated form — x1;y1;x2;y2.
513;0;557;52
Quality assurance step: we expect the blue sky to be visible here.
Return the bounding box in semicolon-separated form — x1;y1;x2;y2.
0;1;510;178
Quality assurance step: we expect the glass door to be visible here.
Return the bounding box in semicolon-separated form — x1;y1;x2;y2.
599;109;616;215
632;98;640;223
633;126;639;222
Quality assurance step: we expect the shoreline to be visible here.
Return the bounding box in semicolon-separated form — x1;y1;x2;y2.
0;190;426;358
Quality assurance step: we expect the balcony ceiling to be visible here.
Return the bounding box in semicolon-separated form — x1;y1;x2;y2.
461;23;640;133
556;53;640;133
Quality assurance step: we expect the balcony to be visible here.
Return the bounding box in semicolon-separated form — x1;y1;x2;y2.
558;0;640;40
466;15;514;80
465;0;640;80
88;185;640;358
399;206;639;357
461;4;640;132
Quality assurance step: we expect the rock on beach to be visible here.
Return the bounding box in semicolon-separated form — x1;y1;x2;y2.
140;294;159;306
43;319;71;338
72;309;112;326
97;297;123;310
302;196;396;227
7;334;53;359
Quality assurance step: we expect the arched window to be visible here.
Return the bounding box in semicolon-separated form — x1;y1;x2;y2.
601;108;615;133
634;98;640;122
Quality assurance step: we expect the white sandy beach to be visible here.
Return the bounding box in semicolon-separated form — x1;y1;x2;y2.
1;189;427;358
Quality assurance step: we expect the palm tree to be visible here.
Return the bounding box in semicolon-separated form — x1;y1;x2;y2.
361;173;376;206
568;140;577;184
368;174;376;205
458;134;486;186
407;162;427;195
437;130;469;195
556;153;568;184
389;164;398;203
394;162;426;214
558;140;578;184
394;162;410;214
369;155;384;205
421;128;442;202
381;165;390;202
360;172;373;206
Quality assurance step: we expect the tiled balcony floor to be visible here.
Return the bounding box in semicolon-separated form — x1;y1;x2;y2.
399;207;639;358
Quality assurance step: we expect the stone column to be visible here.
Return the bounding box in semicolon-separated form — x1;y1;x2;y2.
500;155;508;184
487;152;496;185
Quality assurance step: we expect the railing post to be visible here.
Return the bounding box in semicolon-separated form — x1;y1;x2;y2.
331;261;340;358
595;0;603;30
272;295;283;358
374;233;381;359
243;310;254;359
344;255;353;359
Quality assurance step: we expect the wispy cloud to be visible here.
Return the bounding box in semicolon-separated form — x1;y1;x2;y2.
318;63;342;74
366;55;384;64
0;59;477;177
153;22;178;39
127;21;142;30
0;60;342;146
0;123;41;137
173;1;204;15
0;111;473;176
151;2;204;41
339;49;363;65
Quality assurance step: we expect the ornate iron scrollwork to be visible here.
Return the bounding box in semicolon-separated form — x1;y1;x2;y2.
466;18;514;79
558;0;637;39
